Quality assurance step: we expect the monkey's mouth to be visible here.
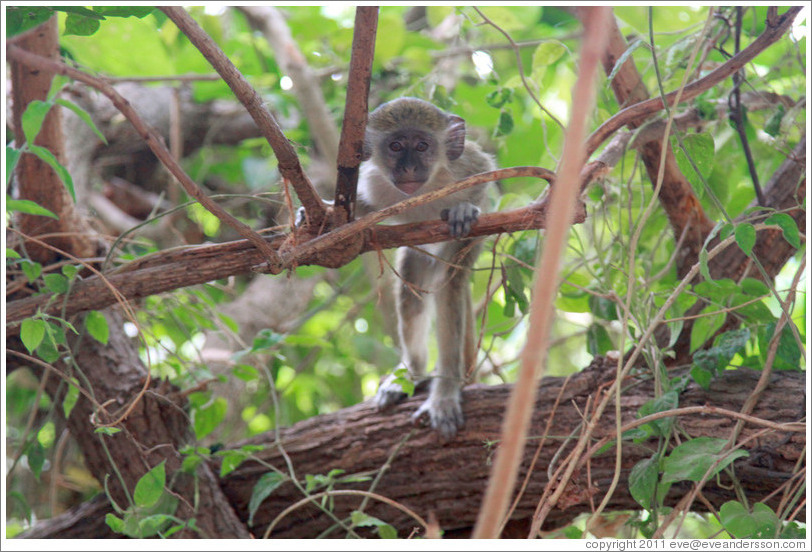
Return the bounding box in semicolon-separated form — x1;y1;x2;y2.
396;181;424;195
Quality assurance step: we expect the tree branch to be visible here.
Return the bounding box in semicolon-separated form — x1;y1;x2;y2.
159;7;326;228
585;6;802;158
19;360;806;538
6;43;283;272
4;166;568;333
238;6;340;164
333;7;378;221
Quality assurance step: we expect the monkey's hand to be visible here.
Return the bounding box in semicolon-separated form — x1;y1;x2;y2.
411;382;464;439
374;373;410;410
440;202;481;238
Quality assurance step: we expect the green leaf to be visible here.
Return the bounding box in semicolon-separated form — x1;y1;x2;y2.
249;328;284;353
85;310;110;345
134;461;166;509
43;273;68;294
377;524;398;539
62;264;80;279
764;212;800;249
62;379;80;418
720;501;780;539
586;323;613;357
248;472;285;526
21;100;52;145
496;109;514;136
690;365;713;389
105;513;125;534
629;456;659;510
532;40;566;72
95;426;121;435
6;147;21;184
20;318;46;353
232;363;260;382
181;454;204;474
6;6;55;37
672;133;715;196
192;397;227;440
662;437;749;484
55;6;106;19
28;145;76;202
26;441;45;479
351;511;399;538
392;367;415;396
764;104;785;137
55;99;108;144
21;260;42;283
689;305;725;353
92;6;155;18
734;223;756;257
6;248;22;260
5;198;59;219
638;390;679;437
588;294;618;321
64;13;101;36
760;321;802;371
218;450;248;478
714;328;750;360
740;278;769;297
503;265;529;314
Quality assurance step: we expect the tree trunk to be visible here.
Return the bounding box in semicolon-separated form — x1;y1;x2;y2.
8;19;249;539
21;357;805;538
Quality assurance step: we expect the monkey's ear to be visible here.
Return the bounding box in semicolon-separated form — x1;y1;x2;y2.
361;137;373;161
445;115;466;160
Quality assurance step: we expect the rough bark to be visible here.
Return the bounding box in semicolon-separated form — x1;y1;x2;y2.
20;358;805;538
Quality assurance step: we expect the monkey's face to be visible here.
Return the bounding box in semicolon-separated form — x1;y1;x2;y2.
378;129;439;195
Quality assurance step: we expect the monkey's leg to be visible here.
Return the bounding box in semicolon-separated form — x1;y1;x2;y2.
411;261;472;438
375;248;433;410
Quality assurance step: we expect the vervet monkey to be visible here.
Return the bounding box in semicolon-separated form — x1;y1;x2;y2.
358;97;495;438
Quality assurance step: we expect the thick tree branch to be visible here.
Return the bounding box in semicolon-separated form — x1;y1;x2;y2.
20;360;805;538
159;7;326;229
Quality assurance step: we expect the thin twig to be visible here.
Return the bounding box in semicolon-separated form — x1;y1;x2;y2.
263;489;429;538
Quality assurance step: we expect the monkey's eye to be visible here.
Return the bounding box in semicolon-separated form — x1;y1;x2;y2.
415;141;429;152
389;142;403;152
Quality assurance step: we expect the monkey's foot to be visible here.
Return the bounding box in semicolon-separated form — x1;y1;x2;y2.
411;392;464;439
374;374;409;410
